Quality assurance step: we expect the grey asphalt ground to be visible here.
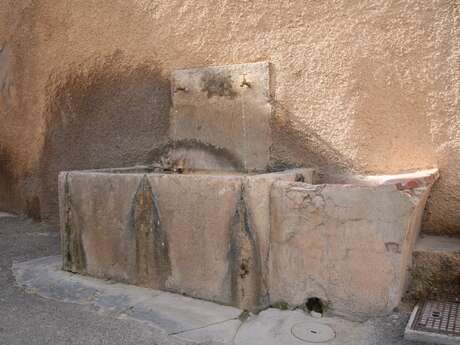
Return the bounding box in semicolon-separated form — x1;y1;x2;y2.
0;216;429;345
0;216;201;345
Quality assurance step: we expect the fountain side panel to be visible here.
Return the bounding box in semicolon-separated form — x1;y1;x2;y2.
269;173;437;318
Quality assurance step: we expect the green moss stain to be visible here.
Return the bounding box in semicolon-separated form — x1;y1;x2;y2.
271;301;290;310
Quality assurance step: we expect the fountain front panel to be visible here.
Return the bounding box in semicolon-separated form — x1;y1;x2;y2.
59;168;314;311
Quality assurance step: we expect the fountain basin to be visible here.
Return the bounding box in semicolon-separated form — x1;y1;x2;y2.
59;167;438;317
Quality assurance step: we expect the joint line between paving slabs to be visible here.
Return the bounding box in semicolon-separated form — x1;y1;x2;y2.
231;318;245;343
168;317;240;336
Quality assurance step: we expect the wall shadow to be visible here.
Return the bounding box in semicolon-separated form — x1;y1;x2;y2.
270;99;363;181
38;53;171;223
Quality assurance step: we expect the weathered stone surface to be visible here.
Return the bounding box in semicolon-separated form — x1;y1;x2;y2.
171;62;271;172
241;169;315;310
269;170;438;318
60;167;312;311
60;172;143;281
149;173;242;304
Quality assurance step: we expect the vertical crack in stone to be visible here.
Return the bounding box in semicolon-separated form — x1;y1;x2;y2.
62;173;86;273
132;176;171;288
229;185;262;311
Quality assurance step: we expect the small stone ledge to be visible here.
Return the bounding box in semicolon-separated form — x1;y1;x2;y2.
415;235;460;254
0;211;17;218
409;235;460;300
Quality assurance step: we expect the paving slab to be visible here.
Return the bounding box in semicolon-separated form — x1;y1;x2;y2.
13;255;242;343
174;319;242;345
234;308;375;345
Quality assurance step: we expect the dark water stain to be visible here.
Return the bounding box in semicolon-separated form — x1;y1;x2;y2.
228;185;263;311
61;173;86;273
130;175;171;288
0;43;15;110
25;196;41;220
39;52;171;224
0;146;14;211
0;145;41;219
200;72;237;99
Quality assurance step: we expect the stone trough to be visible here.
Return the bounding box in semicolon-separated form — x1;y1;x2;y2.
59;167;438;318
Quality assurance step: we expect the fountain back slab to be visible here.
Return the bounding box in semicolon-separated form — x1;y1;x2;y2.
170;62;271;172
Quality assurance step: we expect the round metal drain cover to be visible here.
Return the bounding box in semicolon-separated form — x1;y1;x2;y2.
291;322;335;343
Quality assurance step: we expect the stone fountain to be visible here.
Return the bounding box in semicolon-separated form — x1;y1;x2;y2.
59;62;438;319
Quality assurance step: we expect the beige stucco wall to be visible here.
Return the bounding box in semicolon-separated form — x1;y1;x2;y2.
0;0;458;235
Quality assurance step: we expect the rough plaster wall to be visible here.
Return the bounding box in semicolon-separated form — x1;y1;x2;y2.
0;0;29;212
0;0;458;234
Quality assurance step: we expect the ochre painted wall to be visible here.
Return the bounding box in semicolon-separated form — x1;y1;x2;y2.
0;0;458;235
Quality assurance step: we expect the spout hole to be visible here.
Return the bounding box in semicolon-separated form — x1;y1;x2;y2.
295;173;305;182
306;297;324;314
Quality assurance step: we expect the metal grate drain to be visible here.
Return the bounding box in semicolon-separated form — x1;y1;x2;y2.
411;300;460;336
